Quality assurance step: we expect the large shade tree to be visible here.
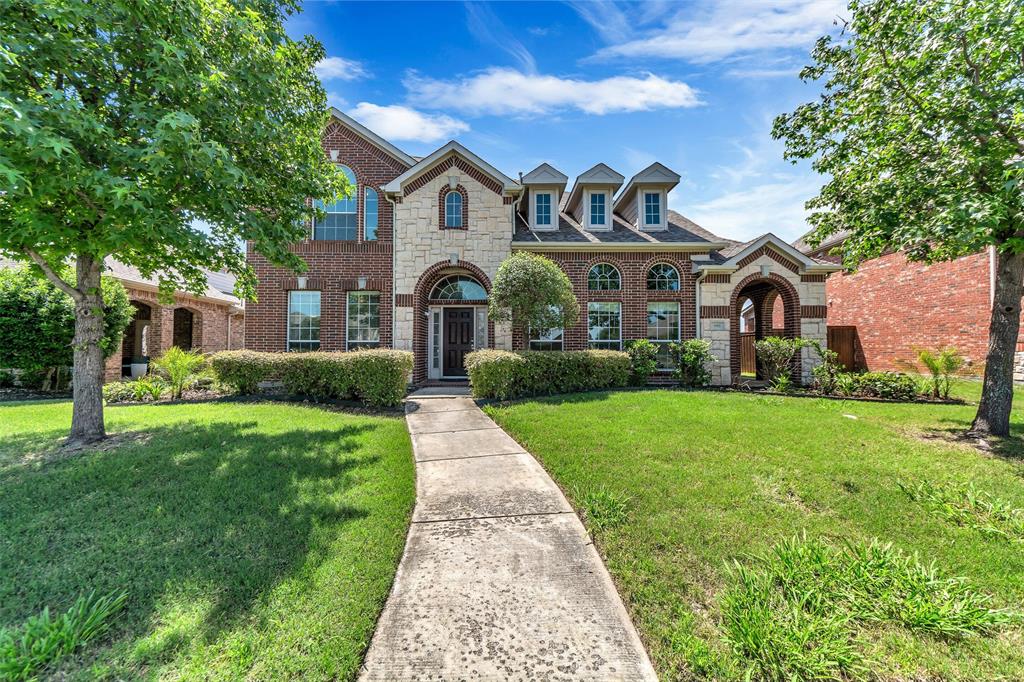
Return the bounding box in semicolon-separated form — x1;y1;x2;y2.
0;0;345;446
774;0;1024;436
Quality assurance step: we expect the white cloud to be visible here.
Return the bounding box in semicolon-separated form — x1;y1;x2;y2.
315;56;369;82
347;103;469;143
465;3;536;73
404;67;701;117
680;180;818;242
590;0;843;63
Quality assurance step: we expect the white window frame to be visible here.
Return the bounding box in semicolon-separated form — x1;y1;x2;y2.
363;187;378;241
444;190;463;229
647;301;680;370
585;189;611;231
287;290;321;352
587;301;621;350
346;291;380;350
531;190;556;231
639;189;667;230
313;165;358;241
528;305;564;350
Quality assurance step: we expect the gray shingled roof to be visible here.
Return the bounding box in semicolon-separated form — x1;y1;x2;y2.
513;208;731;246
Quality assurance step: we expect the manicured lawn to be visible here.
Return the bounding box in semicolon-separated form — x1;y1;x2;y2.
0;400;414;681
485;388;1024;681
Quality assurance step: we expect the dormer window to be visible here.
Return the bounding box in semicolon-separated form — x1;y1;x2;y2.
588;191;608;230
640;189;667;230
534;192;552;228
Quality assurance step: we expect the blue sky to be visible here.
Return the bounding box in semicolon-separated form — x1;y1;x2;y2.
288;0;844;243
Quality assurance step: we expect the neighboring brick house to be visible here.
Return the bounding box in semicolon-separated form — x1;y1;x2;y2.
794;231;1017;375
100;260;244;381
245;109;839;385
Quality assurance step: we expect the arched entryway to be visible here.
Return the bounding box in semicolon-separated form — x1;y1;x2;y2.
121;301;152;377
730;273;800;383
413;261;493;383
172;307;202;351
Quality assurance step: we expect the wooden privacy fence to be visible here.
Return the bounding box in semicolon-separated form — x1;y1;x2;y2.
827;326;860;371
740;332;756;376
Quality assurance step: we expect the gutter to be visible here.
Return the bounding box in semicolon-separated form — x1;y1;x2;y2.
513;241;730;253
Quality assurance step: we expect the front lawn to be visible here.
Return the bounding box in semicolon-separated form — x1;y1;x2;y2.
485;389;1024;681
0;400;414;680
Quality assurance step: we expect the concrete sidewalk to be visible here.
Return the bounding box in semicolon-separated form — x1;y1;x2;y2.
359;389;657;681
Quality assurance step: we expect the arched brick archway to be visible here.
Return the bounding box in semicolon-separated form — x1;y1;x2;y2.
412;260;494;383
729;272;801;382
172;306;203;351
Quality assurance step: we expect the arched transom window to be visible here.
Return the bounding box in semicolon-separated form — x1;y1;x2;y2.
430;275;486;301
647;263;680;291
314;165;357;240
444;190;463;228
588;263;621;291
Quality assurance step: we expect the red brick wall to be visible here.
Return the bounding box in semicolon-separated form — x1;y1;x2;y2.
244;120;409;352
512;252;697;350
825;251;992;371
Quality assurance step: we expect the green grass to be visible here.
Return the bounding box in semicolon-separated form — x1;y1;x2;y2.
0;400;414;681
485;387;1024;681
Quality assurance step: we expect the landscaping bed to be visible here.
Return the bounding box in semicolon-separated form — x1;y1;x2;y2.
0;400;415;681
485;388;1024;680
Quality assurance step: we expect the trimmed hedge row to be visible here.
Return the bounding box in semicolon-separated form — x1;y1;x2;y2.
464;349;631;400
210;349;413;407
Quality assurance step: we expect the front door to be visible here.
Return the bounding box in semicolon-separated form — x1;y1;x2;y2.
443;308;474;377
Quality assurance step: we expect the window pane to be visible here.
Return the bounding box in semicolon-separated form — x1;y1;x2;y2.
347;291;380;349
587;263;621;290
529;305;563;350
445;191;463;228
430;275;487;300
314;166;358;241
646;263;680;291
647;302;679;369
588;302;621;350
364;187;378;240
287;290;321;352
644;192;661;225
589;192;606;226
535;192;551;226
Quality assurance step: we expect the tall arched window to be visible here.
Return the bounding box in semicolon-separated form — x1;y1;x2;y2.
444;190;463;228
647;263;680;291
364;187;378;240
314;165;357;240
588;263;621;291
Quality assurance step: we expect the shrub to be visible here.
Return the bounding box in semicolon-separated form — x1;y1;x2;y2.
670;339;716;388
280;352;354;401
916;347;965;399
625;339;658;385
209;350;283;394
754;337;806;384
769;374;793;393
130;376;166;402
150;346;207;399
0;591;127;681
102;381;135;404
488;252;579;339
806;339;843;394
850;371;919;400
465;349;630;400
0;369;14;388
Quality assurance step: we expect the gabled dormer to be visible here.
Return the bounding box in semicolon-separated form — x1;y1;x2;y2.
521;163;568;232
614;162;680;232
565;163;625;232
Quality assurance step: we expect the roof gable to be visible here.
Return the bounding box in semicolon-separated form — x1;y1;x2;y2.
327;107;416;167
700;233;841;273
613;162;682;213
382;140;521;196
522;162;569;186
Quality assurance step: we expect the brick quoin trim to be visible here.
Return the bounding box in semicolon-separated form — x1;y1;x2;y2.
412;260;495;383
403;155;504;197
735;246;801;274
437;184;470;230
521;251;698;351
729;272;801;382
245;121;404;352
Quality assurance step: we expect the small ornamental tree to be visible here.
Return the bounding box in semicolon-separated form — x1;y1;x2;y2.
773;0;1024;436
0;0;345;445
0;265;133;388
489;253;579;341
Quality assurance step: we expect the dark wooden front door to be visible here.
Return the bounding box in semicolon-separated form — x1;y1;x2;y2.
443;308;474;377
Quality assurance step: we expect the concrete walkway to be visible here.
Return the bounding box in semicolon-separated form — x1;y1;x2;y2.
359;389;657;681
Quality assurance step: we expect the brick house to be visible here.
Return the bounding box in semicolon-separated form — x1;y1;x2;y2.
794;231;1019;376
246;109;839;385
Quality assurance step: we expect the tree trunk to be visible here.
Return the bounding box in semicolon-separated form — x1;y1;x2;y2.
68;255;107;447
971;249;1024;437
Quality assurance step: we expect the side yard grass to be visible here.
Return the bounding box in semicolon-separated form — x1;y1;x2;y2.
485;389;1024;681
0;400;414;681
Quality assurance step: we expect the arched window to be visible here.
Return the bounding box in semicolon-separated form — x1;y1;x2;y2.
314;165;357;240
444;190;463;228
588;263;621;291
430;275;487;301
647;263;680;291
364;187;378;240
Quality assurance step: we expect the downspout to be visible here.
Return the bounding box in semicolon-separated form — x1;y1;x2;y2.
510;172;525;237
694;268;707;339
384;191;400;351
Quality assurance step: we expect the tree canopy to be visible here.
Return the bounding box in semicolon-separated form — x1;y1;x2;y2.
489;252;579;337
